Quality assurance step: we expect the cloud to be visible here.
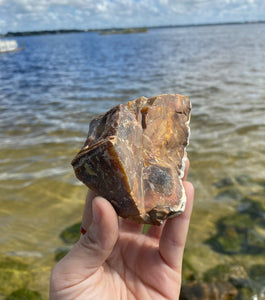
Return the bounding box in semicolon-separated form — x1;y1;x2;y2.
0;0;264;34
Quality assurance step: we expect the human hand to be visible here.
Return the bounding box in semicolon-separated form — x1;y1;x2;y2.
50;159;194;300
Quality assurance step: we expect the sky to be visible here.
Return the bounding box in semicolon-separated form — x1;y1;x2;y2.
0;0;264;34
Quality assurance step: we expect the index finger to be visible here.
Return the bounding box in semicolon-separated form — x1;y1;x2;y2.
182;157;190;182
159;181;194;270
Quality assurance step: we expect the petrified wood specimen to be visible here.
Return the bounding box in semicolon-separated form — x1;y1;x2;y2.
71;94;191;225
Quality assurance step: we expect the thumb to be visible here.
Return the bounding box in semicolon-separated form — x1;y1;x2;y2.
79;196;119;269
56;197;119;279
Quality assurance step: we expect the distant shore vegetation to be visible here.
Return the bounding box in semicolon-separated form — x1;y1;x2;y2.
1;27;148;37
98;27;148;35
1;21;265;37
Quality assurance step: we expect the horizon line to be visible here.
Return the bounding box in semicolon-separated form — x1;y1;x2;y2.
2;20;265;37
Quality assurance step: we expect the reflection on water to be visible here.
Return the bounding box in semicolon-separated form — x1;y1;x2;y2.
0;24;265;299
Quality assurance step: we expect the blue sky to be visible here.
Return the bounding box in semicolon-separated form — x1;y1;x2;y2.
0;0;264;34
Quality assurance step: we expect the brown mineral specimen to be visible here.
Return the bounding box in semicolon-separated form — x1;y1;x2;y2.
71;94;191;225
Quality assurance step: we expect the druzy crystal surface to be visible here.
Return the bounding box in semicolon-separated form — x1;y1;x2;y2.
72;94;191;225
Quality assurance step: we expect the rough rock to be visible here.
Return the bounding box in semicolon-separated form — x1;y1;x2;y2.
71;94;191;225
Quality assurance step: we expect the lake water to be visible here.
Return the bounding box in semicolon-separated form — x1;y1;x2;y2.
0;24;265;299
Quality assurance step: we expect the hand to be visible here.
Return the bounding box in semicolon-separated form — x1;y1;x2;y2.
50;159;194;300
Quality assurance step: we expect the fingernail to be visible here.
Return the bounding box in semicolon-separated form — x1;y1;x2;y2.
92;200;101;224
80;225;87;235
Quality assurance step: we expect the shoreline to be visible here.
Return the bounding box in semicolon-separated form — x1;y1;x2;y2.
2;20;265;37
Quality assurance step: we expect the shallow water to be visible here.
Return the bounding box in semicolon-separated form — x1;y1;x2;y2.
0;24;265;299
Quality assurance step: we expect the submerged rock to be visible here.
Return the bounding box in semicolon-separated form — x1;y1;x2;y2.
180;281;238;300
237;197;265;221
59;222;82;244
249;264;265;281
203;264;248;284
215;187;242;201
235;174;252;186
213;177;233;189
206;212;265;255
72;94;191;225
54;247;71;262
182;258;198;282
5;289;42;300
249;264;265;297
203;263;254;295
0;257;32;295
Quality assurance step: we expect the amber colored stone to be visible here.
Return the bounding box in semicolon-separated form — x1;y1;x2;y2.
71;94;191;225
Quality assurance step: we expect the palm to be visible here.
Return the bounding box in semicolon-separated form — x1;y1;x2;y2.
112;231;180;299
50;176;193;300
75;230;181;300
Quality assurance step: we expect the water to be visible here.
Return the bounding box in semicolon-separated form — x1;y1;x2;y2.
0;24;265;299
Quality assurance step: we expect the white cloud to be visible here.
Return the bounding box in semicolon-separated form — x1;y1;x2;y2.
0;0;264;34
